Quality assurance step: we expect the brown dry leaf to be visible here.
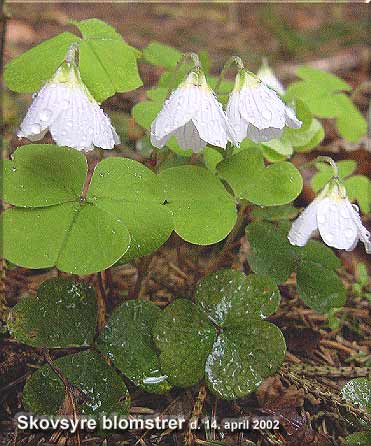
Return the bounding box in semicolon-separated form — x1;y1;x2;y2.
284;327;321;357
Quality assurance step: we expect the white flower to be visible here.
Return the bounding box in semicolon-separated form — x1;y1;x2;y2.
150;70;238;153
17;60;119;151
226;69;301;143
288;181;371;253
257;59;285;95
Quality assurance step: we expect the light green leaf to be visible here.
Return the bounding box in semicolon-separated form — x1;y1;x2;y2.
97;300;171;394
132;100;162;130
246;222;297;283
334;94;367;142
153;299;217;387
293;119;324;152
159;165;237;245
356;263;369;288
345;175;371;214
195;269;281;326
218;147;303;206
203;146;224;173
8;278;96;348
261;138;293;158
74;19;142;102
88;157;173;261
296;260;346;313
2;147;174;273
4;32;80;93
205;322;286;400
23;351;130;416
2;203;131;275
143;41;182;69
342;378;371;411
2;144;87;207
296;66;352;92
147;87;168;102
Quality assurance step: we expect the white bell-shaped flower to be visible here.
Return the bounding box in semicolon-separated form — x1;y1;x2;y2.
150;70;238;153
257;59;285;95
226;69;301;143
17;54;119;151
288;180;371;253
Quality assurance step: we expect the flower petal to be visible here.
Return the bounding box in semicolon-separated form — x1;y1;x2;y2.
317;197;359;250
226;91;249;143
345;201;371;254
173;121;207;152
288;199;320;246
151;86;197;144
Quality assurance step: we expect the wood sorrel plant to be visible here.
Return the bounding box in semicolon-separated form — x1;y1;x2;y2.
2;18;369;413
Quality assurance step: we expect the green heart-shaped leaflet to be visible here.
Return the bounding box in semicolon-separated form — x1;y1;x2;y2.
8;278;96;348
217;146;303;206
97;300;172;394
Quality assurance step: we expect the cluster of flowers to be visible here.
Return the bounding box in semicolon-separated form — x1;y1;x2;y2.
16;46;370;255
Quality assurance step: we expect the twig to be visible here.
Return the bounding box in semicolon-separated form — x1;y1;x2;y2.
185;383;208;446
131;254;154;300
95;271;107;333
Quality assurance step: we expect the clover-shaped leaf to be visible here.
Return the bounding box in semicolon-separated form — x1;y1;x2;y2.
8;278;96;348
153;270;286;399
142;41;182;69
2;144;173;274
159;165;237;245
246;222;346;313
5;19;142;103
23;351;130;416
217;146;303;206
97;300;172;394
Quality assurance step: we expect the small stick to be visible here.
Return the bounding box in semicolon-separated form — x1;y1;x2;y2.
95;271;107;333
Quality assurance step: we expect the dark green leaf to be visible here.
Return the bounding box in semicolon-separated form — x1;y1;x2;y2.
195;269;280;327
23;351;130;415
205;322;286;399
296;240;341;270
8;278;96;348
246;221;297;283
97;300;171;393
297;261;346;313
153;299;216;387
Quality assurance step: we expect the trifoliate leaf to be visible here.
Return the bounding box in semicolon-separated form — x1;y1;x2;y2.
142;41;182;69
296;260;346;313
159;165;237;245
153;299;217;387
153;270;286;399
97;300;171;394
23;351;130;416
4;32;80;93
8;278;96;348
205;322;286;399
203;146;223;173
195;269;281;326
246;221;297;283
2;145;173;274
218;147;303;206
342;378;371;411
333;94;367;143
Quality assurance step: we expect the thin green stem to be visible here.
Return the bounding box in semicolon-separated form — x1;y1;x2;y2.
166;52;201;97
214;55;244;95
316;155;339;178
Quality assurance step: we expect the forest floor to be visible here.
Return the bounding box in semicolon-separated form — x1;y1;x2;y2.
1;3;371;446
